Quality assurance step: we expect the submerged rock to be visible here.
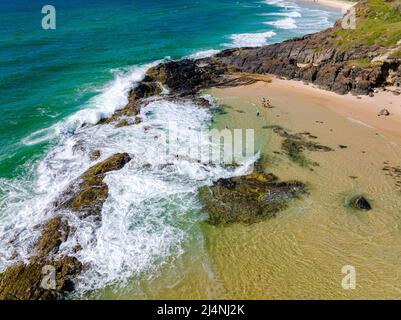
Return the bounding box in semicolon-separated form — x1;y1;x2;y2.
199;172;307;225
349;195;372;211
266;125;333;168
115;119;131;128
89;150;101;161
193;97;212;107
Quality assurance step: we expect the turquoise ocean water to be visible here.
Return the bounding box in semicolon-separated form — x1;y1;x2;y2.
0;0;341;296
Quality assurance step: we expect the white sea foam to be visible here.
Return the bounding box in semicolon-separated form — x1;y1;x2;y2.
187;49;220;59
263;0;300;10
224;0;339;48
264;17;297;29
261;0;338;34
227;31;276;47
261;10;302;18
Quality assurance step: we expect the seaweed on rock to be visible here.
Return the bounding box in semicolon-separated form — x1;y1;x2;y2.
199;170;307;225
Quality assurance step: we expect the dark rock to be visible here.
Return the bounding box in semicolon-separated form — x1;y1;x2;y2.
199;172;307;225
55;153;131;220
35;216;71;256
378;108;390;116
145;59;225;95
349;195;372;211
115;119;131;128
134;82;162;99
193;97;212;107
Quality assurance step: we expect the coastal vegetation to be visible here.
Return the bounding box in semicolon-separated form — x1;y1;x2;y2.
332;0;401;50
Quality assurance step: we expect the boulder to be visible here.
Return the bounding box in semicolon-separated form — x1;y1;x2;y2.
199;172;307;225
378;108;390;116
349;195;372;211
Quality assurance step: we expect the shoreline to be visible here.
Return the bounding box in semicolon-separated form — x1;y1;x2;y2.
296;0;355;10
210;75;401;140
269;77;401;140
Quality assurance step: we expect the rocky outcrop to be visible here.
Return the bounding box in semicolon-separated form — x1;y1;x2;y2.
54;153;131;222
0;153;131;300
199;172;307;225
349;195;372;211
378;108;390;116
121;45;398;110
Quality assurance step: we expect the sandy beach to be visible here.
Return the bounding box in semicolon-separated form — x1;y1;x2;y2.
297;0;355;10
220;77;401;140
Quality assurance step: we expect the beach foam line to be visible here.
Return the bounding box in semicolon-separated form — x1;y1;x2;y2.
347;117;375;129
263;0;300;10
187;49;221;59
264;17;297;29
260;11;302;18
226;31;276;48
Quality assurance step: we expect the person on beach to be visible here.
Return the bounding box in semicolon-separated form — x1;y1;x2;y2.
262;98;271;109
